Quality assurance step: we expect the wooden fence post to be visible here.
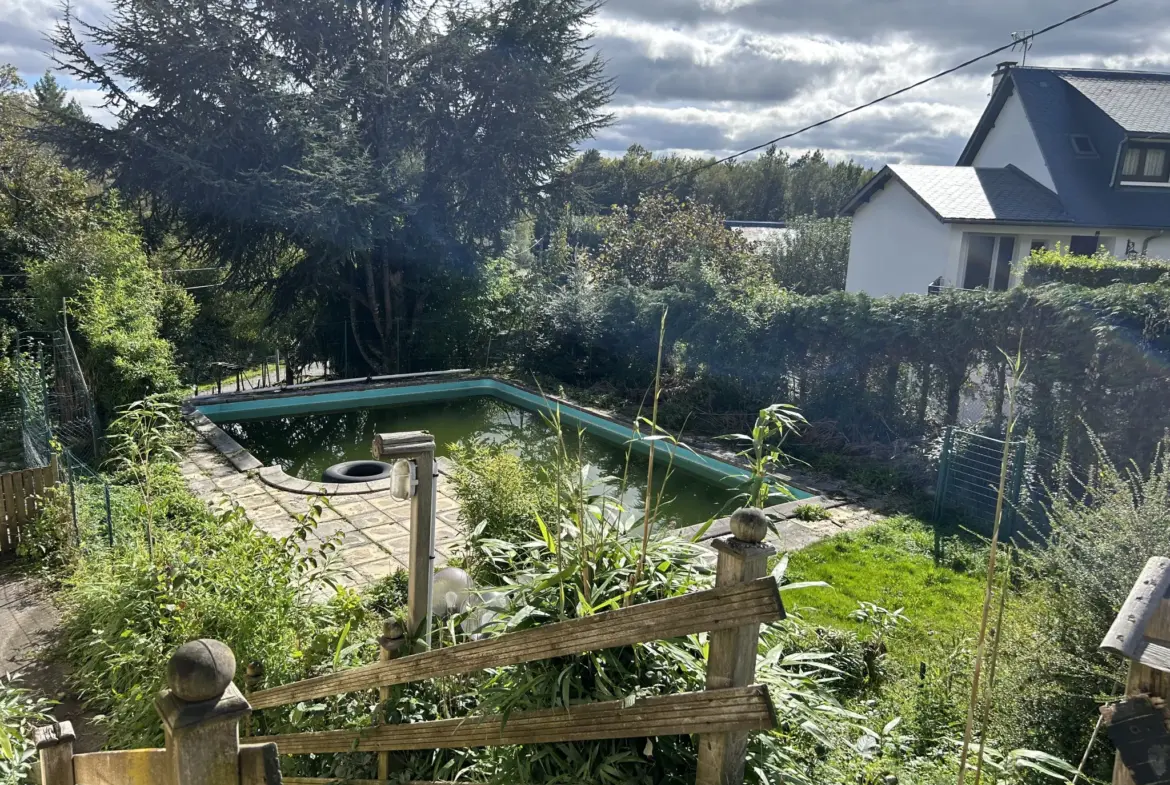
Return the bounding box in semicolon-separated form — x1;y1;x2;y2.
697;508;777;785
155;639;251;785
373;432;437;649
1099;557;1170;785
33;721;75;785
377;619;407;780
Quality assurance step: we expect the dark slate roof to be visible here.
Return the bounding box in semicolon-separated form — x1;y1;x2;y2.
958;66;1170;230
1060;73;1170;136
840;164;1075;224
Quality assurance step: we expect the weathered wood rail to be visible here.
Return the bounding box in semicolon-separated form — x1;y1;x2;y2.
35;639;282;785
0;457;58;553
246;508;784;785
34;509;783;785
1099;556;1170;785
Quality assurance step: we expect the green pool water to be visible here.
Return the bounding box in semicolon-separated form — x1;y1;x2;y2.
220;396;743;525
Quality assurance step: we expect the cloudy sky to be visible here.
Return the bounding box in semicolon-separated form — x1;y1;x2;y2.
5;0;1170;166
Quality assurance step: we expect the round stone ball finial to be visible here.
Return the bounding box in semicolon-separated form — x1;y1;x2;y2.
167;639;236;703
729;507;769;543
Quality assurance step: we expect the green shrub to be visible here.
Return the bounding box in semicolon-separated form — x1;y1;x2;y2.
0;673;54;785
990;434;1170;780
792;503;830;521
755;216;851;294
1021;246;1170;287
448;440;556;548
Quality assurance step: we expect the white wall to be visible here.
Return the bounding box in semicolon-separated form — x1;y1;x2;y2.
969;91;1055;191
846;180;956;296
1112;231;1170;259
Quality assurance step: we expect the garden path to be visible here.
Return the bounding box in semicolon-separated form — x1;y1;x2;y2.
179;438;463;592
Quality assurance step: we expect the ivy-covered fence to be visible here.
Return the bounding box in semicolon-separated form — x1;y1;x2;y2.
504;281;1170;480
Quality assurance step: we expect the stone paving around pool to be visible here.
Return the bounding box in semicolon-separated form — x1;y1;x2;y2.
180;437;463;592
181;432;887;594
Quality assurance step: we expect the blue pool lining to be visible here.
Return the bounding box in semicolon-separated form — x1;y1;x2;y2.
191;375;811;498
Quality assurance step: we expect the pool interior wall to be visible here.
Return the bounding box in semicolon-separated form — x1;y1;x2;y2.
195;377;811;498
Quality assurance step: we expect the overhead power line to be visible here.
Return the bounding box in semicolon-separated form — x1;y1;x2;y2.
652;0;1122;189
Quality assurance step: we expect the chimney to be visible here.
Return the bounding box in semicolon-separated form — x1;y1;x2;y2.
992;61;1017;93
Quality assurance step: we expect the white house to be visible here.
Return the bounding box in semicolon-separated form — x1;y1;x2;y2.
842;63;1170;296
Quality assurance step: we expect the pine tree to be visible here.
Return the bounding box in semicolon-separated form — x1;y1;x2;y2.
32;71;84;120
47;0;612;372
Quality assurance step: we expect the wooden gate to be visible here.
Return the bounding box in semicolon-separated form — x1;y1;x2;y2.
0;456;59;554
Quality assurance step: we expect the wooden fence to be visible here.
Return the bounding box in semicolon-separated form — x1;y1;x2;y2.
247;525;783;785
0;456;58;554
35;521;783;785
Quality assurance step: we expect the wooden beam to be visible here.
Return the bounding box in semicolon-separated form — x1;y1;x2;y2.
71;749;168;785
1110;597;1170;785
697;534;775;785
250;578;783;710
282;780;453;785
1101;557;1170;664
253;685;774;755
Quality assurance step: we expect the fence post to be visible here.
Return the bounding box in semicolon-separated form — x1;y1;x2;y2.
103;482;113;547
243;660;265;738
696;508;776;785
65;458;79;546
1007;439;1027;541
155;639;250;785
33;720;75;785
932;426;954;564
377;619;407;780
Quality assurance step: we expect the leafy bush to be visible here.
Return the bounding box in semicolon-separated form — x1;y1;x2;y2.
448;440;556;549
1021;246;1170;287
754;216;851;294
989;434;1170;779
792;503;830;522
0;673;55;785
521;276;1170;488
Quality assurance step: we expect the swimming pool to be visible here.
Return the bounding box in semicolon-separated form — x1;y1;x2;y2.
193;376;810;525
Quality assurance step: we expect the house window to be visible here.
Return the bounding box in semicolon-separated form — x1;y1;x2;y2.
1070;134;1097;156
963;234;1016;291
1120;143;1170;183
1069;235;1114;255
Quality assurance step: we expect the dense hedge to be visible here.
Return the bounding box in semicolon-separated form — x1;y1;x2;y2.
1021;249;1170;288
505;280;1170;477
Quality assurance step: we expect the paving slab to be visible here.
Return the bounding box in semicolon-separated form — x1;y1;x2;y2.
181;438;460;592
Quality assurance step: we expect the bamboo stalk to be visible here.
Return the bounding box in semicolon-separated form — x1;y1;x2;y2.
972;550;1011;785
957;341;1024;785
632;308;667;599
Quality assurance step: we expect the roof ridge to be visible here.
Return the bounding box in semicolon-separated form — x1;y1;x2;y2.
1032;66;1170;80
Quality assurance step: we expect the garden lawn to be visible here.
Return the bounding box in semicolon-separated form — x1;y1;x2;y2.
782;515;985;664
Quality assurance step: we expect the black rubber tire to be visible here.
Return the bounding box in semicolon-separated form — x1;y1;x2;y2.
322;460;394;484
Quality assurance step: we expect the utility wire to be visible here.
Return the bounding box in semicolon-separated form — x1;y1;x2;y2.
650;0;1123;189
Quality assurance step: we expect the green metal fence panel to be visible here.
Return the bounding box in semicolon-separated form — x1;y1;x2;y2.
934;426;1029;539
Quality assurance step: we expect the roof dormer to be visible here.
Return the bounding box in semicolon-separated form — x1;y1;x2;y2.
1116;139;1170;187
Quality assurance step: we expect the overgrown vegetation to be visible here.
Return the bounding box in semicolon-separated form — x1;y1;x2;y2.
1021;246;1170;287
0;673;54;785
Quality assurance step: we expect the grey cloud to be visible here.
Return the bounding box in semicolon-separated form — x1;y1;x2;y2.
596;32;823;103
599;0;1163;61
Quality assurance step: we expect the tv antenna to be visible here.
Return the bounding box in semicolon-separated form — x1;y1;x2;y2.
1011;30;1035;64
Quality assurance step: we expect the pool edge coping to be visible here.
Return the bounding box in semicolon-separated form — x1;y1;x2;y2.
183;370;820;500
